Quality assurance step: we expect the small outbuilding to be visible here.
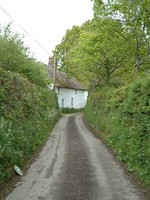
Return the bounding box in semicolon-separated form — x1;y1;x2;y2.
47;59;88;109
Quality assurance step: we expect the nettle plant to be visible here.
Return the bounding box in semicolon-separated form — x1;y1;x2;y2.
0;118;15;156
0;118;16;179
0;118;14;152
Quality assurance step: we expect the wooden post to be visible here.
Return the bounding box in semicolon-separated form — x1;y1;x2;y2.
53;57;56;91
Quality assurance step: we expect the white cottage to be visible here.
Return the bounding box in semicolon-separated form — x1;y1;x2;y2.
47;60;88;109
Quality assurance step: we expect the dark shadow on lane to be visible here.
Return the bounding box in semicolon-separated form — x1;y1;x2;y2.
60;116;97;200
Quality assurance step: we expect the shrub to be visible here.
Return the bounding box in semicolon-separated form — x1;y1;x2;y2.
84;79;150;186
0;23;61;185
0;68;61;183
61;107;84;114
0;24;50;88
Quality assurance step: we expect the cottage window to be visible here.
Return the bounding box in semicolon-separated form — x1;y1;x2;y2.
75;89;77;95
71;97;73;106
62;99;64;108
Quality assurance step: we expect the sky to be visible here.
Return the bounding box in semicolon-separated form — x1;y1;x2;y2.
0;0;93;64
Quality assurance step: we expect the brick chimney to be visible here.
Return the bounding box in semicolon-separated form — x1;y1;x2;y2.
48;56;53;67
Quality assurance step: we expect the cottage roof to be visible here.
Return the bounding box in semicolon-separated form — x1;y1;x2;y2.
46;65;85;90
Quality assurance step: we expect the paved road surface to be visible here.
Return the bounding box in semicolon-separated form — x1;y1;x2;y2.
6;113;146;200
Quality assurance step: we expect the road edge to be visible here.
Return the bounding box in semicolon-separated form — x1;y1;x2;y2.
82;116;150;200
0;116;63;200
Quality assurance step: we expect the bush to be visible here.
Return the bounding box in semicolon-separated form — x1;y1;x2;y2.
0;23;61;185
62;107;84;114
0;68;61;183
84;79;150;186
0;24;50;87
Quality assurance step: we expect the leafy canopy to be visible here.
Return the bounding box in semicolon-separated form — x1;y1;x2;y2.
54;0;150;88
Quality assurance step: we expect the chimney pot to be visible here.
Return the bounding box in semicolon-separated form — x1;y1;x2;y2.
48;56;53;67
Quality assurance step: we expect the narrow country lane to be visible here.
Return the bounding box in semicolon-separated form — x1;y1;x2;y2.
6;113;146;200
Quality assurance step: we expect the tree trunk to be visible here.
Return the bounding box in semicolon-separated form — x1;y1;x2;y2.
133;61;139;81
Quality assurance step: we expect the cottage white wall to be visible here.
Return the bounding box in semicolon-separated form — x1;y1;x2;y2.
55;87;88;109
84;91;88;102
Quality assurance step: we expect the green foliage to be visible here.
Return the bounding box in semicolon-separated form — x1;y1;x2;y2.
54;0;150;88
53;25;90;86
61;107;84;114
0;24;50;87
0;23;61;185
0;67;60;184
54;18;134;87
84;79;150;186
93;0;150;80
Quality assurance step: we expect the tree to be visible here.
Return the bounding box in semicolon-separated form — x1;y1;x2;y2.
54;19;131;88
53;25;80;71
93;0;150;80
82;19;131;85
